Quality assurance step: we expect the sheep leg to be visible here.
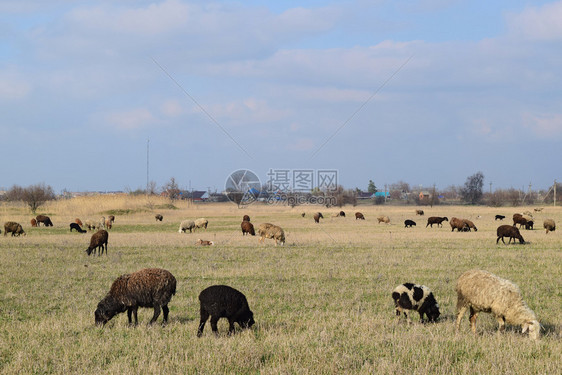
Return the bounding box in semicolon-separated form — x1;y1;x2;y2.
227;318;236;335
162;305;169;323
149;305;161;325
197;309;210;337
496;316;505;333
469;307;478;334
455;305;468;331
127;307;138;326
210;316;220;334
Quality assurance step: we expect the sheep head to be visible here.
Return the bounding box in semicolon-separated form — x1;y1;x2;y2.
94;296;126;326
522;320;541;340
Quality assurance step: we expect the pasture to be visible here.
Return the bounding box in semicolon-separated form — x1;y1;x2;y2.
0;196;561;374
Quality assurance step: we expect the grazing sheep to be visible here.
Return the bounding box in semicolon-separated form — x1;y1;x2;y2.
196;239;214;246
95;268;176;326
108;215;115;224
30;218;37;227
415;209;424;216
455;269;540;340
98;216;106;230
155;214;163;221
355;212;365;220
525;220;534;230
338;211;346;217
70;223;87;233
84;219;97;231
194;218;209;230
257;223;285;246
242;215;250;222
522;211;533;217
178;220;195;233
301;212;305;218
495;215;505;221
404;219;416;228
105;218;113;230
241;221;255;236
512;214;526;228
426;216;448;228
75;218;83;227
377;215;390;224
534;207;544;212
462;219;478;232
86;230;109;256
543;219;556;234
392;283;440;323
450;217;469;232
496;225;525;244
36;215;53;227
4;222;25;237
313;212;324;223
197;285;255;337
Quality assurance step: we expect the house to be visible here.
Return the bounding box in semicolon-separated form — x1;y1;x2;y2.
357;192;375;199
179;190;209;201
419;191;431;200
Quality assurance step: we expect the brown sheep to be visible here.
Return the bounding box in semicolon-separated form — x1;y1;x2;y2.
75;218;84;227
257;223;285;246
543;219;555;234
242;215;250;222
496;225;525;244
30;218;37;227
450;217;469;232
155;214;163;221
512;214;527;228
426;216;448;228
301;212;305;218
105;218;113;230
86;230;109;256
462;219;478;232
95;268;176;326
415;209;424;216
196;239;214;246
36;215;53;227
4;222;26;237
241;221;255;236
355;212;365;220
313;212;323;223
377;215;390;224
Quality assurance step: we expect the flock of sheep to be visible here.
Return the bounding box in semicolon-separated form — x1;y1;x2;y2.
1;207;555;340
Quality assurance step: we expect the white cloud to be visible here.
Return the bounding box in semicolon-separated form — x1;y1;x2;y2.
160;99;184;117
0;69;31;99
506;1;562;41
523;113;562;138
105;108;155;130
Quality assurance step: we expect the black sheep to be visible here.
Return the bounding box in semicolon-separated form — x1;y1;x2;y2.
338;211;345;217
392;283;440;323
95;268;176;326
197;285;255;337
495;215;505;221
404;219;416;228
155;214;163;221
86;230;109;256
496;225;525;244
36;214;53;227
70;222;86;233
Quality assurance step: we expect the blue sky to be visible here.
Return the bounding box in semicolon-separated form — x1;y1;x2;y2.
1;0;561;193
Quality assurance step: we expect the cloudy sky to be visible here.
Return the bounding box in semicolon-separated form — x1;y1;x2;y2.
1;0;561;193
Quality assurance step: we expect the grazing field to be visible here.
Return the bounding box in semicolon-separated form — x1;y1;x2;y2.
1;197;561;374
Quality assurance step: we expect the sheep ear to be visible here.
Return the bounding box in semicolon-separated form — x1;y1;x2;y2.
522;322;530;333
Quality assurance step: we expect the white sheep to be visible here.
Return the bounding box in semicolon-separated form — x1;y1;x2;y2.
455;269;541;340
178;220;195;233
194;218;208;230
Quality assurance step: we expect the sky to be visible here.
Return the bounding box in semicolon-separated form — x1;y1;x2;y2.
1;0;561;193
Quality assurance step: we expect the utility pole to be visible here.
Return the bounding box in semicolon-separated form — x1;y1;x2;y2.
146;138;149;194
384;184;387;203
555;180;557;207
489;182;492;194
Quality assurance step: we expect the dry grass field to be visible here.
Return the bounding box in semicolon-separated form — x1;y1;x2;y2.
1;196;561;374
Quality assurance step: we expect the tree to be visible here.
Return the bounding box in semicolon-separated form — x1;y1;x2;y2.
7;183;55;214
367;180;377;193
162;177;181;201
460;172;484;205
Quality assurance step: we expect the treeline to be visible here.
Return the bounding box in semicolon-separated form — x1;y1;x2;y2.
1;183;55;213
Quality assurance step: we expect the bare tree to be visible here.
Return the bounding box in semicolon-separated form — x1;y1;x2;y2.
460;172;484;205
7;183;55;214
162;177;181;202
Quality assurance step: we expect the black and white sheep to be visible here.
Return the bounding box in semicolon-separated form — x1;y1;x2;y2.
455;269;541;340
392;283;440;323
70;222;87;233
404;219;416;228
86;230;109;256
415;209;424;216
155;214;163;221
426;216;448;228
4;221;25;237
495;215;505;221
95;268;176;326
338;211;346;217
496;225;525;244
543;219;556;234
197;285;255;337
84;219;97;231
